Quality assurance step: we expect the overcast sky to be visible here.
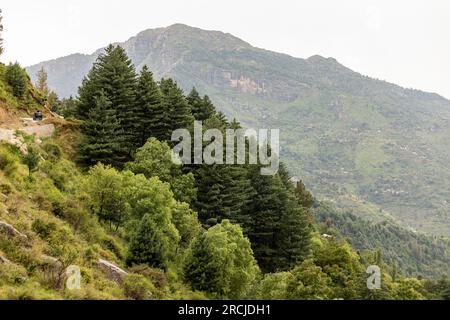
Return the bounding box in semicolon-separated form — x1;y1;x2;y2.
1;0;449;98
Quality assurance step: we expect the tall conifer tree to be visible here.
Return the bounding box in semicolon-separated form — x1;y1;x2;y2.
78;93;124;167
160;78;194;141
135;65;163;146
77;45;138;156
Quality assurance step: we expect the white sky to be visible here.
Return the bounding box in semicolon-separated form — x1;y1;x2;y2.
1;0;449;98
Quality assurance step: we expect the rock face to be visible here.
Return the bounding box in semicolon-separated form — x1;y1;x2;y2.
0;124;55;154
22;124;56;138
0;254;12;264
0;220;28;242
98;259;128;283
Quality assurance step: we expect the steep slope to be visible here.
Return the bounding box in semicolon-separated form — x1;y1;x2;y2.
314;202;450;278
27;24;450;236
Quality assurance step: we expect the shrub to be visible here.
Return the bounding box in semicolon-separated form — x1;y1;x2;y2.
0;262;28;286
42;143;62;162
101;235;125;260
0;149;18;176
122;274;156;300
128;265;167;289
22;145;40;174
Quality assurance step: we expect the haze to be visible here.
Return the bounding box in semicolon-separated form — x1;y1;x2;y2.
1;0;449;98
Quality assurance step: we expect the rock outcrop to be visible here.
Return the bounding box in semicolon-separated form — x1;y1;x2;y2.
98;258;128;283
0;220;28;242
0;254;12;265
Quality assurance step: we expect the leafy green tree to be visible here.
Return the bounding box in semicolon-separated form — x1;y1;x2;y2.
125;137;197;204
286;259;333;300
125;137;173;181
120;172;193;255
171;202;202;248
312;238;364;299
78;93;125;167
77;44;138;155
135;65;163;145
84;164;130;229
22;145;40;175
252;272;291;300
6;63;28;98
393;278;425;300
170;172;197;205
184;220;259;299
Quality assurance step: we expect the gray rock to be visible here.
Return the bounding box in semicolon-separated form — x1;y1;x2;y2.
98;258;128;283
0;220;28;242
0;254;12;264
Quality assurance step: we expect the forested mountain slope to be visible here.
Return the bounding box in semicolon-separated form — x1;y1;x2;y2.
1;47;448;299
27;24;450;236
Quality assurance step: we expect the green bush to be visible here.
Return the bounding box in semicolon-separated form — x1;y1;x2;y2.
0;149;18;176
101;235;125;260
0;262;28;286
42;143;62;163
5;62;28;98
128;265;167;289
122;273;156;300
22;145;40;174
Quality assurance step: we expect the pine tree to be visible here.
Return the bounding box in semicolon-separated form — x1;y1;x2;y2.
0;9;4;56
78;93;125;167
247;169;289;272
187;88;215;121
442;281;450;300
135;66;164;145
247;167;311;273
277;202;312;269
36;67;49;96
294;179;315;209
77;45;138;156
126;214;170;269
194;164;224;226
278;162;294;191
160;78;194;141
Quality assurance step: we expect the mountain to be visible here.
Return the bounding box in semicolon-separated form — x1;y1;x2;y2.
26;24;450;236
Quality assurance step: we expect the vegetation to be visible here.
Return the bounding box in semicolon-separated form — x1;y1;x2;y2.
5;63;28;98
315;203;450;279
27;24;450;237
0;41;448;301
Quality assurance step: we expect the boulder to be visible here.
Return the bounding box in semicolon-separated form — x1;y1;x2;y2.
98;258;128;283
0;254;12;265
0;220;28;242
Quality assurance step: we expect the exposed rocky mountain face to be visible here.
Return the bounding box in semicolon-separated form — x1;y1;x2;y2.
27;24;450;236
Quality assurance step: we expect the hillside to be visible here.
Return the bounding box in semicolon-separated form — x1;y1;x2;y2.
314;202;450;279
1;57;448;300
26;24;450;236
